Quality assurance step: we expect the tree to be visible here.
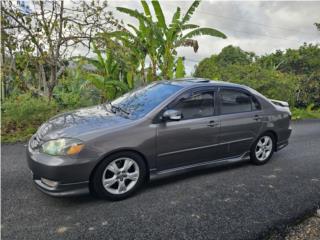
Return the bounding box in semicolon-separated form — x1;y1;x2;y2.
194;45;255;78
101;20;151;85
258;43;320;75
1;0;119;101
79;44;128;102
194;44;320;108
175;57;186;78
116;0;226;80
315;22;320;31
216;45;255;67
194;55;220;79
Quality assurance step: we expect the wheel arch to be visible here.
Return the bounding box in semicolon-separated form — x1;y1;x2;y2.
259;130;278;150
89;148;150;185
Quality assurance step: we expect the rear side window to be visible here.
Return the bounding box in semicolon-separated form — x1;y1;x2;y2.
219;89;259;114
173;91;214;120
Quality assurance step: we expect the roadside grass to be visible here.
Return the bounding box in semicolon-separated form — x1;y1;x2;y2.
291;104;320;120
1;94;60;143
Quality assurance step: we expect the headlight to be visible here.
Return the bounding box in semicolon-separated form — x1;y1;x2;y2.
41;138;84;156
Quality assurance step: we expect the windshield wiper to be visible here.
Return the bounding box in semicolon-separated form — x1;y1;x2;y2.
108;103;130;115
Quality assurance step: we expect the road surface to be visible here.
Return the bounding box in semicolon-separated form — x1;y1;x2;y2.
2;120;320;240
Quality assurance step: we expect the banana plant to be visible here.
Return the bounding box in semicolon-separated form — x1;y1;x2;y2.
79;44;128;102
102;24;150;84
115;5;163;82
116;0;227;80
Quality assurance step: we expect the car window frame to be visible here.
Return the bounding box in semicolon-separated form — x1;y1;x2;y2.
153;86;217;123
217;86;262;116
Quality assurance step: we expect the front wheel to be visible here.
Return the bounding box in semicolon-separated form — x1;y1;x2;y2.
250;133;275;165
90;152;147;200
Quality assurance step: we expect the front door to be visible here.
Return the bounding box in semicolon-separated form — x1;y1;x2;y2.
156;89;222;171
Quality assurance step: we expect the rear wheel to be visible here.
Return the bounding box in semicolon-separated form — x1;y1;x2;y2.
90;152;147;200
251;133;275;165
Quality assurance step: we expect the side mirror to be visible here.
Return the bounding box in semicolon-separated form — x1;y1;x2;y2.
162;109;182;121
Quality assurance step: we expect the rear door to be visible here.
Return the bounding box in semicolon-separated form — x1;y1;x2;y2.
217;87;263;157
156;88;222;171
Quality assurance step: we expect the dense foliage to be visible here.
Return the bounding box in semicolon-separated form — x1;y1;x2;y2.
1;94;58;142
194;44;320;108
108;0;226;82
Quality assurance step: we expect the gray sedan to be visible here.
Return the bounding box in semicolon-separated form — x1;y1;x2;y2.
27;78;292;200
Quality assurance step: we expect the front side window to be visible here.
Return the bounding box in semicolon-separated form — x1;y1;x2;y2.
219;89;258;114
172;91;214;120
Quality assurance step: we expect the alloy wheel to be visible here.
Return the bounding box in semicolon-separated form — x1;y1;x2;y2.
101;157;140;195
255;136;273;161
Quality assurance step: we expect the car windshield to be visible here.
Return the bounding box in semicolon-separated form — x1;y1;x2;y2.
110;83;182;119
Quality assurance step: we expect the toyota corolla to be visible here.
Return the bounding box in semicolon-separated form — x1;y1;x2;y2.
27;78;292;200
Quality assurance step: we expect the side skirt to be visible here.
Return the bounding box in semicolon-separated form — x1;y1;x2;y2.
150;152;250;180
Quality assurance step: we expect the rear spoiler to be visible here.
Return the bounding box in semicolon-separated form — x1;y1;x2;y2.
269;99;289;108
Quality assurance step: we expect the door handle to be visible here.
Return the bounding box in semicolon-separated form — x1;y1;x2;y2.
253;115;262;121
208;120;219;127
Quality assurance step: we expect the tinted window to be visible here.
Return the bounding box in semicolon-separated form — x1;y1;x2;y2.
252;97;261;111
219;89;257;114
173;91;214;120
112;83;182;119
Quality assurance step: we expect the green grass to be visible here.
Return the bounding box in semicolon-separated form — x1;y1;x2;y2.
1;94;60;143
291;104;320;120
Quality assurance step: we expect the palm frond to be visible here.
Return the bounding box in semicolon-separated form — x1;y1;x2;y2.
117;7;149;23
104;80;129;92
151;0;167;29
181;0;201;24
92;43;106;70
85;73;106;90
178;27;227;44
127;24;140;36
167;7;181;40
181;24;199;30
141;0;152;19
171;7;181;26
103;31;135;40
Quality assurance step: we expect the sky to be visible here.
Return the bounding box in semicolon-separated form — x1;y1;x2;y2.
108;0;320;74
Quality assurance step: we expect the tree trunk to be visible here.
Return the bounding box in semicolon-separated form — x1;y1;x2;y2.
151;57;157;81
0;43;5;101
140;59;146;85
48;64;57;102
39;64;49;97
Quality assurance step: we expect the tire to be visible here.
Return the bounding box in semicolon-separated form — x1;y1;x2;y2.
250;133;275;165
90;151;147;201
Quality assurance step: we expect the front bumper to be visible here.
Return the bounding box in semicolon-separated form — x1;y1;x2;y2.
33;178;89;197
26;138;97;196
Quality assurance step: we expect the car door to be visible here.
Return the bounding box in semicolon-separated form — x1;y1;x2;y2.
217;87;263;157
156;88;222;171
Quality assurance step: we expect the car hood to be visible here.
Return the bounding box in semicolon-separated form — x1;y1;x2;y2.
35;105;133;141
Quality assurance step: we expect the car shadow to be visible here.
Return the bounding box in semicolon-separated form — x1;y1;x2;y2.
144;160;249;191
53;160;251;205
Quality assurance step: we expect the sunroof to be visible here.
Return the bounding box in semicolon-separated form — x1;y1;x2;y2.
176;78;210;83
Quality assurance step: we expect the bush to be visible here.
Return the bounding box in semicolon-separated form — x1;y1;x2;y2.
1;94;59;142
52;68;100;109
215;64;299;106
291;104;320;120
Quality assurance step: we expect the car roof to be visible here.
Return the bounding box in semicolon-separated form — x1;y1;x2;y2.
160;77;248;90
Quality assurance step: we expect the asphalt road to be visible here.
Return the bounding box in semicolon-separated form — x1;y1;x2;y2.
2;120;320;240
